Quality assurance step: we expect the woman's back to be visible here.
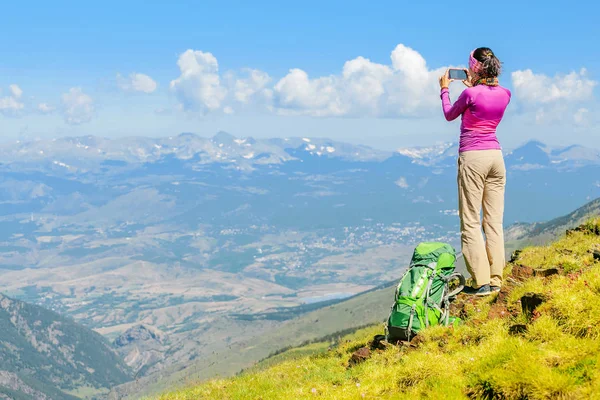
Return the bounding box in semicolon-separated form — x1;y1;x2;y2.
466;85;511;120
459;85;511;152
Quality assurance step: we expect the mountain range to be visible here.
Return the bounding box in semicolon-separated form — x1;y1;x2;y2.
3;134;600;171
0;132;389;174
1;133;598;227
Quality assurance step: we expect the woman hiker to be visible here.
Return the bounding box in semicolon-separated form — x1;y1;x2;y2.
438;47;511;296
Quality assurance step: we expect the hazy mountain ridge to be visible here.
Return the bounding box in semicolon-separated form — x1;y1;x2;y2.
506;197;600;244
2;134;599;176
396;142;458;166
0;132;391;174
0;293;131;399
398;139;600;170
504;140;600;170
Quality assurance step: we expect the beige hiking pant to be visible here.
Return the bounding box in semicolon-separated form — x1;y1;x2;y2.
458;150;506;288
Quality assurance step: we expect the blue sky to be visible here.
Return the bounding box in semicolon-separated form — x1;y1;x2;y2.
1;0;598;149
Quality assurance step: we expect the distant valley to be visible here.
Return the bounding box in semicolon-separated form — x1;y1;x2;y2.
0;133;599;397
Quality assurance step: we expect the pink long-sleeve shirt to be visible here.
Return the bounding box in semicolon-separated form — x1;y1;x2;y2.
440;85;511;152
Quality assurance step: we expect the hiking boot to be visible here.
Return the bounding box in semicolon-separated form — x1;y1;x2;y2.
462;284;491;296
490;286;501;293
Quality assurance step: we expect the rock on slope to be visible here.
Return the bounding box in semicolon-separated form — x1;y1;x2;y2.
113;325;167;375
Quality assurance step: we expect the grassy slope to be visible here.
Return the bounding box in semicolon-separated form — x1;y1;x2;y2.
156;218;600;400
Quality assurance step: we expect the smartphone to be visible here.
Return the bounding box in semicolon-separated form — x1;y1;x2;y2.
448;69;467;81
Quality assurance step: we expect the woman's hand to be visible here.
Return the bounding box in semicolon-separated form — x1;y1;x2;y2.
462;69;473;87
439;70;451;90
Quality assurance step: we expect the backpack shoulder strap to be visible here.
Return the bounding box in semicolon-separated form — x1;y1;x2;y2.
444;273;466;298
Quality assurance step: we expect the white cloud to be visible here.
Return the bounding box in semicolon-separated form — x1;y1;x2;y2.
574;107;589;125
9;84;23;98
395;177;409;189
511;68;597;124
272;44;446;117
340;56;392;114
117;73;157;93
511;68;597;104
535;108;545;123
273;69;345;116
170;50;227;114
386;45;447;116
61;87;94;125
232;69;271;104
0;84;25;115
154;107;172;115
169;44;450;117
37;103;55;113
0;97;24;113
166;45;596;122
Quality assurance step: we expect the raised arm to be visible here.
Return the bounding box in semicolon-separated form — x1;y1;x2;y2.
440;88;471;121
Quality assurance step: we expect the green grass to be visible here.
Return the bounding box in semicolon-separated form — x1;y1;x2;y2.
243;342;332;373
65;385;109;399
154;219;600;400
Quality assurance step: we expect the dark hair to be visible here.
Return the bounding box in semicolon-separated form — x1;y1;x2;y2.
473;47;502;78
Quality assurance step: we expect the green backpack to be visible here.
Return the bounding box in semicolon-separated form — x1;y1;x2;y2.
386;242;465;343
